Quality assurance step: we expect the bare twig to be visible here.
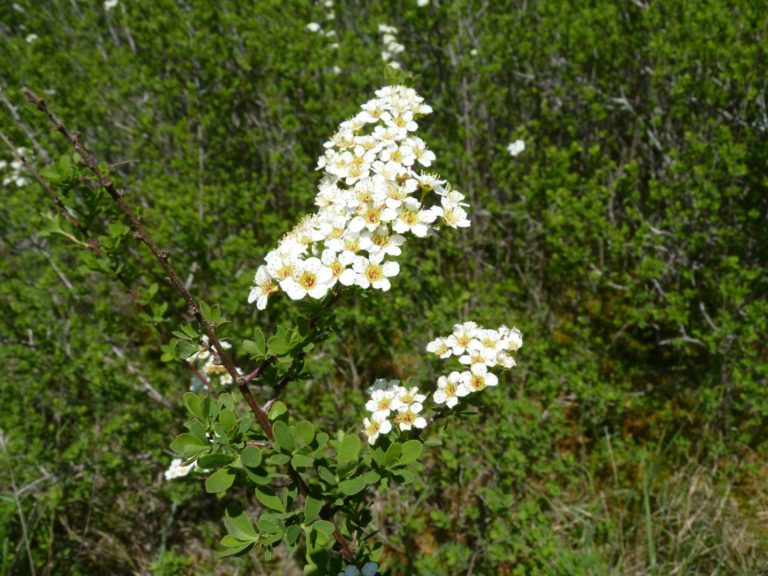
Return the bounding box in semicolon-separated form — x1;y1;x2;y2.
110;344;174;410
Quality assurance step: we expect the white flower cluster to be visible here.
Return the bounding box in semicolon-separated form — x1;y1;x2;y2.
306;0;339;51
187;336;239;389
378;24;405;70
164;457;197;481
417;0;430;6
104;0;118;10
362;378;428;444
427;322;523;408
1;148;30;188
338;562;379;576
248;86;470;310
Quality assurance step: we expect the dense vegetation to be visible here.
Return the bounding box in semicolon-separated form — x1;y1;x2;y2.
1;0;766;574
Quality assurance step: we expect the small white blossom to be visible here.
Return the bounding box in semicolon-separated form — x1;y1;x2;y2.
25;34;38;43
306;22;322;33
394;402;427;430
507;139;526;157
103;0;118;10
362;414;392;445
433;371;470;408
164;458;197;481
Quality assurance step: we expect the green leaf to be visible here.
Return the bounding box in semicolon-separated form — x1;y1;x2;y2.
291;453;314;468
285;524;301;548
363;470;381;485
242;329;266;358
269;453;291;465
268;333;291;355
317;466;336;486
205;468;235;493
273;421;294;453
370;445;386;467
304;496;323;523
294;421;315;446
315;433;329;452
218;409;236;433
399;440;423;465
216;538;255;558
256;513;283;534
338;434;361;465
170;433;208;457
268;401;287;421
385;442;402;467
255;486;285;512
241;446;263;468
175;339;199;360
224;505;258;540
180;324;199;339
395;469;416;484
198;453;235;468
338;476;366;496
312;520;335;536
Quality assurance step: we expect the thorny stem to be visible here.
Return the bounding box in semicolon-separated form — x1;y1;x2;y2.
23;88;354;561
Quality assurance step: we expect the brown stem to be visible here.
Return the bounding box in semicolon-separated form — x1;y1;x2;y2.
23;87;353;561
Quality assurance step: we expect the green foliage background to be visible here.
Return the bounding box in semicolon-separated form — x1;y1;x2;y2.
1;0;766;574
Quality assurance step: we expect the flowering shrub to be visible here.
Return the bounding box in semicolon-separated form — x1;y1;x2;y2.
103;86;518;572
19;80;524;574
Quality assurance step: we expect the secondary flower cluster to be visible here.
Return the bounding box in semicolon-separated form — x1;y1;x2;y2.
378;24;405;69
164;457;198;481
306;0;339;52
187;336;239;390
427;322;523;408
1;148;30;188
362;378;428;444
248;86;470;310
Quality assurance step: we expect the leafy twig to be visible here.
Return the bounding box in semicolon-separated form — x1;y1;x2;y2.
23;87;353;561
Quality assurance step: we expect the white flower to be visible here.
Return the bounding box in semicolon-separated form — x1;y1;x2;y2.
352;256;399;291
365;388;402;420
280;257;334;300
433;371;470;408
248;265;278;310
25;34;38;43
506;327;524;351
426;336;453;359
362;414;391;445
417;0;430;6
306;22;321;33
164;458;197;481
103;0;118;10
507;139;526;157
394;402;427;430
396;386;427;409
460;365;499;393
